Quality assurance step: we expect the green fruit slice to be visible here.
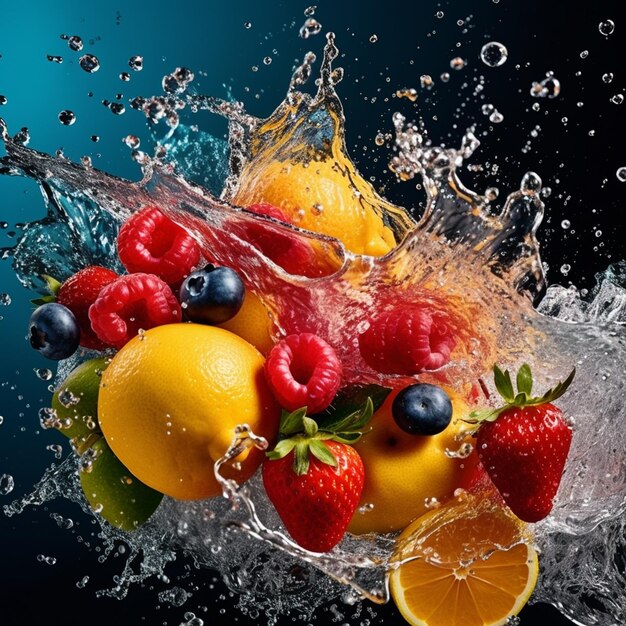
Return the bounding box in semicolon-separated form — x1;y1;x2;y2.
79;438;163;532
51;357;108;441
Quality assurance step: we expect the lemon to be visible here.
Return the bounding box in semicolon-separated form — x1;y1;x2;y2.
98;323;280;500
389;493;539;626
349;389;477;534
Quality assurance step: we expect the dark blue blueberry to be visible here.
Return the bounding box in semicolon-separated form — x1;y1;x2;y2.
392;383;453;436
179;264;245;324
29;303;80;360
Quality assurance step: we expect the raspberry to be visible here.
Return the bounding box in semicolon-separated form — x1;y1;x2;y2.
57;266;119;350
264;333;342;414
89;273;182;349
117;206;200;284
358;305;456;375
243;203;319;277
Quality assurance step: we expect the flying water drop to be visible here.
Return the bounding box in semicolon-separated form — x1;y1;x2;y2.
480;42;508;67
79;54;100;73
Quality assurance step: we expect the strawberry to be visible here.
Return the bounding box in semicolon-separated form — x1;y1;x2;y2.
469;363;575;523
262;390;381;553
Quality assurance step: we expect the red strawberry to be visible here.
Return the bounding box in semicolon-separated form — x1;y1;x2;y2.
471;363;575;523
358;305;456;375
262;399;374;552
56;266;119;350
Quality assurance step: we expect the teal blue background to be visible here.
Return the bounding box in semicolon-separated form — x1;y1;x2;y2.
1;0;623;624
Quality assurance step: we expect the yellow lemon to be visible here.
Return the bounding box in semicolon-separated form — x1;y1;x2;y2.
389;493;539;626
349;389;477;535
98;323;280;500
217;291;275;356
231;94;413;257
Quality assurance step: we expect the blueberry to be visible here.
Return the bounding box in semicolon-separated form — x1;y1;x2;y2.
29;303;80;360
392;383;453;436
179;265;245;324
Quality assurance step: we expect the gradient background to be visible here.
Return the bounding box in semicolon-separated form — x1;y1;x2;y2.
0;1;623;624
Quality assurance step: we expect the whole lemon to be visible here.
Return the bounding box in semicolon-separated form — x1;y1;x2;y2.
348;389;477;535
98;323;280;500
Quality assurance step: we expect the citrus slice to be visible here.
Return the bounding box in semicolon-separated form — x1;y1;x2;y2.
389;493;539;626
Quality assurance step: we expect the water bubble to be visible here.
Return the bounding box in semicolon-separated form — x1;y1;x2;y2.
123;135;140;149
616;167;626;182
0;95;6;106
128;55;143;71
243;21;252;29
0;473;14;495
119;72;130;82
560;264;571;275
589;129;596;137
489;110;504;123
68;35;83;52
299;18;322;39
46;55;63;64
37;554;57;565
76;576;89;589
485;187;499;202
481;103;494;115
369;34;378;43
450;56;465;70
79;54;100;73
58;389;80;408
561;220;571;229
0;293;11;306
108;102;126;115
374;133;385;146
520;171;542;194
602;72;614;83
58;110;76;126
0;416;3;426
610;94;624;105
436;10;444;18
580;50;589;59
34;368;53;381
598;19;615;36
396;88;418;101
480;42;508;67
530;75;561;99
46;444;63;460
420;74;433;89
440;72;450;82
562;116;568;125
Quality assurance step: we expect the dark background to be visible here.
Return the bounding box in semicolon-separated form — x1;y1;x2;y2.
1;0;623;624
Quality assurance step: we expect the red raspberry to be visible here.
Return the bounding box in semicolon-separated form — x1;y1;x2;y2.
117;206;200;284
358;305;456;375
88;273;182;349
244;203;319;277
264;333;342;414
56;266;119;350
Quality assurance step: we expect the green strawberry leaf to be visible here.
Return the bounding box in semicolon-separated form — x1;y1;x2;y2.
293;441;310;476
308;439;338;467
279;407;307;437
493;365;515;402
266;438;297;460
314;383;390;429
536;367;576;405
332;431;365;444
322;397;374;434
302;416;319;438
42;274;62;296
31;295;57;307
516;363;533;396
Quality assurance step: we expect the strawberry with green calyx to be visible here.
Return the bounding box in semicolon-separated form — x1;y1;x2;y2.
262;386;386;553
468;363;576;523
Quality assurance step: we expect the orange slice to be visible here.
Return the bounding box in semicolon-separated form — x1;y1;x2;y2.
389;493;539;626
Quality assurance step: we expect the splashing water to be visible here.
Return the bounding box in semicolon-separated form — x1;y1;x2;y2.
1;30;625;626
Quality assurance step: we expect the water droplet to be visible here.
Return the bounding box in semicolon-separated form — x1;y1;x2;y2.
485;187;499;201
76;575;89;589
610;94;624;105
243;21;252;29
37;554;57;565
521;171;542;194
420;74;433;89
58;389;80;408
79;54;100;73
560;264;571;275
440;72;450;82
530;74;561;99
396;88;418;102
0;473;14;495
374;133;385;146
34;368;53;381
109;102;126;115
123;135;140;149
58;110;76;126
369;34;378;43
589;129;596;137
263;56;272;66
68;35;83;52
299;18;322;39
128;55;143;71
47;55;63;64
562;116;568;125
162;67;194;95
602;72;614;83
580;50;589;59
561;220;571;229
0;293;11;306
90;135;99;142
489;110;504;123
481;103;494;115
480;41;508;67
119;72;131;82
598;19;615;36
0;416;3;426
450;56;465;70
46;444;64;460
